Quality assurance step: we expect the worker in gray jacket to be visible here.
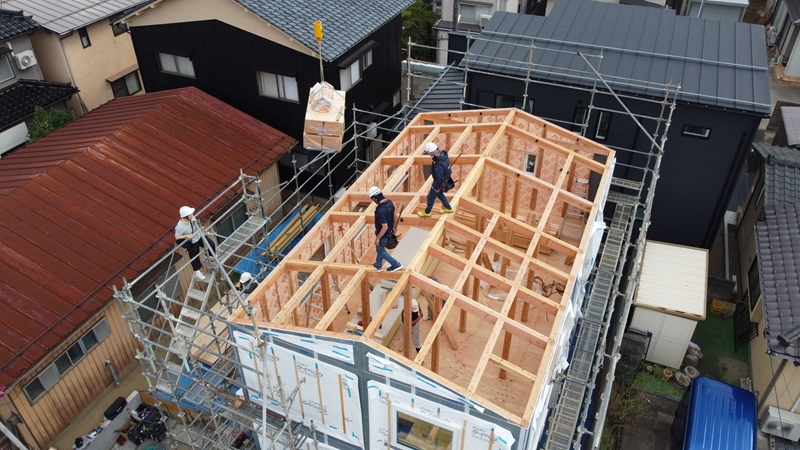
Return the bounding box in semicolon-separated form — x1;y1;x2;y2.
175;206;215;281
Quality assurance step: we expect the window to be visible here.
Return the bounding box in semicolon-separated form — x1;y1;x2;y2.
112;21;129;37
23;318;112;403
433;0;442;13
256;71;299;101
361;50;373;70
158;52;195;78
572;106;588;133
523;153;538;175
340;59;362;90
394;408;460;450
595;111;611;140
215;203;249;243
682;124;711;139
78;27;91;48
0;54;13;83
459;3;492;22
110;71;142;98
494;94;533;114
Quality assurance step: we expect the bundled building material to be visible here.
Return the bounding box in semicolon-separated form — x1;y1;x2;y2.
303;82;345;151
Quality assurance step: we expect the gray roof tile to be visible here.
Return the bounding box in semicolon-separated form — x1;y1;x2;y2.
0;9;38;41
756;203;800;363
234;0;413;61
467;0;771;115
3;0;151;35
753;143;800;206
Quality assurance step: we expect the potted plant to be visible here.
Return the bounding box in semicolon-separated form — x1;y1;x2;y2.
663;369;673;381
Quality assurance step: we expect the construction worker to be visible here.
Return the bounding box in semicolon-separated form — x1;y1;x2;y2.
369;186;403;273
402;298;423;354
175;206;216;281
236;272;258;294
417;142;454;217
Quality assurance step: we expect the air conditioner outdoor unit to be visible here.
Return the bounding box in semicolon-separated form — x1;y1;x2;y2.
479;14;492;28
761;406;800;441
13;50;37;70
767;26;779;47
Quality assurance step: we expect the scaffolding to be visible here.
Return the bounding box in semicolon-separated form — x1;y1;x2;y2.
114;30;679;450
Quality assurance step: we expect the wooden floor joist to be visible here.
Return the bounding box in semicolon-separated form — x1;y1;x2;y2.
230;108;615;425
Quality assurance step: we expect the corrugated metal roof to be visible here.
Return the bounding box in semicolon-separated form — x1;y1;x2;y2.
468;0;771;115
787;0;800;24
0;9;39;41
403;65;465;123
781;106;800;147
234;0;413;61
0;87;295;385
634;241;708;319
756;203;800;363
2;0;150;35
753;143;800;206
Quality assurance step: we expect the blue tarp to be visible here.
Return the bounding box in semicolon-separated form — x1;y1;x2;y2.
233;209;322;279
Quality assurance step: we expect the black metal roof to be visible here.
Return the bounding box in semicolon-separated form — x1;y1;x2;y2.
466;0;771;115
0;9;38;42
756;202;800;363
0;79;78;130
400;65;465;127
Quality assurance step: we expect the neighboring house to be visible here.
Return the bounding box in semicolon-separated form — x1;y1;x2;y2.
3;0;150;117
766;0;800;78
0;87;295;448
683;0;748;21
432;0;535;65
735;143;800;420
0;9;77;155
119;0;412;196
456;0;770;249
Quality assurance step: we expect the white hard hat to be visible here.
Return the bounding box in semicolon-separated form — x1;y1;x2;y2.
179;206;195;217
411;299;419;312
240;272;252;283
424;142;439;154
368;186;382;198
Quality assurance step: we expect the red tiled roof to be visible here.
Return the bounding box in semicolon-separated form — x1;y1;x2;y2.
0;87;296;385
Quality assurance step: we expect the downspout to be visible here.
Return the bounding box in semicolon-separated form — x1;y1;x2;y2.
758;358;789;412
59;36;88;115
791;389;800;412
0;419;27;450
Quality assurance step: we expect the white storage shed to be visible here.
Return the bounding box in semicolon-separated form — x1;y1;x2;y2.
629;241;708;369
685;0;747;22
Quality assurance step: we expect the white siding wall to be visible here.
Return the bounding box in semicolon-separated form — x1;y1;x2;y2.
630;307;698;369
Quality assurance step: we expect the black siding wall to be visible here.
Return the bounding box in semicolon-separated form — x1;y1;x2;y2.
130;18;403;194
467;72;763;249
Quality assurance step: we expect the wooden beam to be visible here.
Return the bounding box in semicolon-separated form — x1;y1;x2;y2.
314;269;366;331
467;286;518;392
362;271;412;340
320;272;332;331
490;354;537;382
271;265;325;324
504;125;607;173
404;282;413;358
361;279;371;330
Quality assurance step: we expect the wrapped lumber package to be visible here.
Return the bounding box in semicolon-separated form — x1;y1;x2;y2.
304;82;345;151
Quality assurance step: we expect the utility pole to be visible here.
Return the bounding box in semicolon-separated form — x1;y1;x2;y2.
452;0;459;31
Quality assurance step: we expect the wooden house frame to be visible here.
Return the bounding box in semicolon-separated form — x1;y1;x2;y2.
230;108;615;426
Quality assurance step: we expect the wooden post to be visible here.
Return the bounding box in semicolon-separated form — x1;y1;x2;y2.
320;273;332;331
431;288;441;374
521;269;534;323
404;282;413;358
511;178;521;220
498;298;517;379
338;374;347;434
316;363;326;425
361;279;371;330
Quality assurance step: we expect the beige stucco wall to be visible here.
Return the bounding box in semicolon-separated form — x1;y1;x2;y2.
750;327;800;418
29;21;143;116
122;0;317;58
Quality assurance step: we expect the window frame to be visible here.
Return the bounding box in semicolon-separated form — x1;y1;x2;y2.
78;27;91;48
682;124;711;139
340;59;362;91
595;111;611;141
748;259;761;311
572;106;589;133
157;52;195;78
360;50;373;70
494;94;533;114
215;203;249;243
392;406;461;450
112;21;129;37
110;70;142;98
256;71;299;102
523;152;539;176
0;54;14;83
23;318;112;403
459;2;492;22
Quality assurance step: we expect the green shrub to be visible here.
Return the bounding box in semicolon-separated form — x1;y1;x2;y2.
27;105;73;142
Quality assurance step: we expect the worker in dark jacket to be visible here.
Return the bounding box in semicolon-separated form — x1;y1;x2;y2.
417;142;454;217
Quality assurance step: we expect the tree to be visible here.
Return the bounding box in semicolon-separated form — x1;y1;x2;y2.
402;1;440;62
27;105;73;142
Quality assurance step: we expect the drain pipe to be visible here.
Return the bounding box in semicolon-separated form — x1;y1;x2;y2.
106;360;120;386
0;419;27;450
